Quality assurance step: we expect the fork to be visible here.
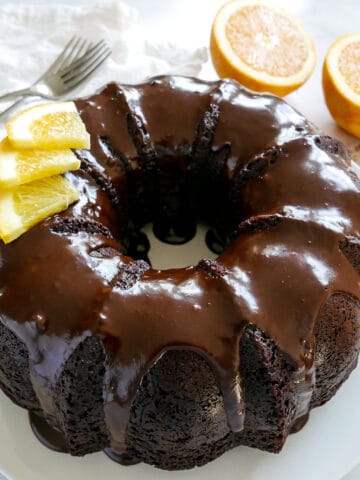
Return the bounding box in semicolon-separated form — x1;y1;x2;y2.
0;36;111;103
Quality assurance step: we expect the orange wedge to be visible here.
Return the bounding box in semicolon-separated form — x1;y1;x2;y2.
322;33;360;138
210;0;316;96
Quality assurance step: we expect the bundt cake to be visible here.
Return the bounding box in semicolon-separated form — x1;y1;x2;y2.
0;75;359;470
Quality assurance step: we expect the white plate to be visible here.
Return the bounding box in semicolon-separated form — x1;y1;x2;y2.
0;0;359;479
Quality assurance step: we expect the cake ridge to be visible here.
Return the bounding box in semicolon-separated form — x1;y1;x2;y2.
191;103;221;164
111;259;150;290
339;236;360;275
79;155;120;210
125;110;157;173
99;136;133;178
119;84;158;175
50;217;114;239
230;145;282;206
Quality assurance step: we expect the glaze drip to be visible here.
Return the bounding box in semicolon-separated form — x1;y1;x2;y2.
29;411;69;453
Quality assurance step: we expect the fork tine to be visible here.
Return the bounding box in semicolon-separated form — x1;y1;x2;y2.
62;45;111;84
63;48;111;90
54;37;87;73
59;40;108;79
40;36;80;78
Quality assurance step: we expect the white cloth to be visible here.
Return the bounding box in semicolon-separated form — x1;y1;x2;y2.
0;0;208;97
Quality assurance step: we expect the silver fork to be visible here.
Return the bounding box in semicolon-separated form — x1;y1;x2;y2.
0;36;111;103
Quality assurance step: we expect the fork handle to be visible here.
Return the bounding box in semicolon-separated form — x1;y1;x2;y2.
0;87;38;103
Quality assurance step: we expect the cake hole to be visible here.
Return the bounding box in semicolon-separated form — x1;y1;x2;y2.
141;223;217;270
152;217;196;245
205;229;226;255
126;231;151;265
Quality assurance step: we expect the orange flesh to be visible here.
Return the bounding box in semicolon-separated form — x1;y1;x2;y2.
30;112;83;140
338;41;360;95
225;5;308;77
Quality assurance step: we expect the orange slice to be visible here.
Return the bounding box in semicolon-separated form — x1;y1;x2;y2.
323;33;360;138
210;0;316;96
0;175;79;244
6;101;90;150
0;138;80;189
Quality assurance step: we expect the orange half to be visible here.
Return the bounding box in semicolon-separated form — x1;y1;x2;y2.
210;0;316;96
323;33;360;138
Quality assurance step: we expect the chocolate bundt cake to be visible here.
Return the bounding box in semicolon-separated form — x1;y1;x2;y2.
0;76;359;470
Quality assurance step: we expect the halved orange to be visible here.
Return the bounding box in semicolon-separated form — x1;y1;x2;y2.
210;0;316;96
323;33;360;138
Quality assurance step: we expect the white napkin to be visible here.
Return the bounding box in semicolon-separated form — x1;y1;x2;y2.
0;0;208;99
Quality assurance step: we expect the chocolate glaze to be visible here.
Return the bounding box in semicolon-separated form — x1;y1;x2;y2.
29;411;68;453
104;447;140;466
0;76;359;460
